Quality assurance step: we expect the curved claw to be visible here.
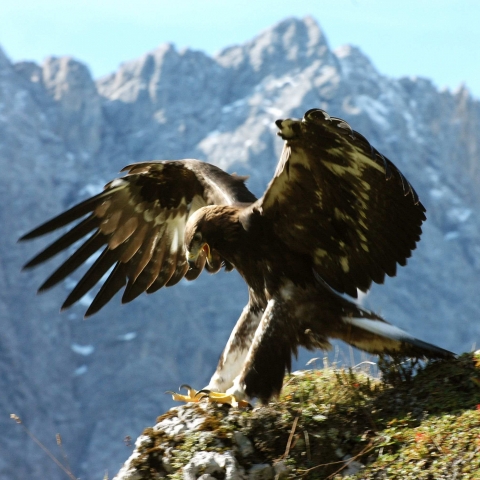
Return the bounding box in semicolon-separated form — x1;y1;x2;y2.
196;389;211;396
167;385;205;403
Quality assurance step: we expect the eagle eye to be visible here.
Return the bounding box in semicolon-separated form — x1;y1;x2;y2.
193;232;203;243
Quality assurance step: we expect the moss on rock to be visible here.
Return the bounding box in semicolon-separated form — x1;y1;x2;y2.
114;352;480;480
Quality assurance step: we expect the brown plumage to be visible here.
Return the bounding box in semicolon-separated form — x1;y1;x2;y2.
21;109;454;404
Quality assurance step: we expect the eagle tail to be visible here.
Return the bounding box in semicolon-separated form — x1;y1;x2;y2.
338;314;454;360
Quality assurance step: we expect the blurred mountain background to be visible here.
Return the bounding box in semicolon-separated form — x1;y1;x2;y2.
1;16;480;479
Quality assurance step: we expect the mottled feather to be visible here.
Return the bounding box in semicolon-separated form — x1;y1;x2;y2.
260;109;425;297
21;160;256;315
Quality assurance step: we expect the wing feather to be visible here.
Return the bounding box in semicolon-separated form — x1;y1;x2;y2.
120;224;148;263
19;189;122;240
38;233;107;292
61;245;126;310
139;232;170;291
21;160;256;314
85;263;127;317
108;216;139;249
130;225;162;282
23;215;101;268
165;262;189;288
260;109;425;296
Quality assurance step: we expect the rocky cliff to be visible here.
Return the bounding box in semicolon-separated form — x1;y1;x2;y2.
1;16;480;479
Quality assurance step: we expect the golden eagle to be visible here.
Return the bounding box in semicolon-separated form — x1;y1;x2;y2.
21;109;453;406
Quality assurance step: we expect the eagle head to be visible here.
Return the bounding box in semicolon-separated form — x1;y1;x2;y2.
275;117;302;140
184;207;226;274
276;109;348;142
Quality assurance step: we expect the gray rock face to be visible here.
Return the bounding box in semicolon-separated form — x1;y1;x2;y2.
1;16;480;479
112;403;288;480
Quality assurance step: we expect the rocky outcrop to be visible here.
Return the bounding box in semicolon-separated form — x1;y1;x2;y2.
1;16;480;479
112;354;480;479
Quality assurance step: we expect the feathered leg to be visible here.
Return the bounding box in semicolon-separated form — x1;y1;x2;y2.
224;298;298;404
206;303;263;392
169;302;262;407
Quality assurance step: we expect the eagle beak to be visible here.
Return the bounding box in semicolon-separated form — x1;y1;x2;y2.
275;118;301;139
202;243;212;265
187;243;211;269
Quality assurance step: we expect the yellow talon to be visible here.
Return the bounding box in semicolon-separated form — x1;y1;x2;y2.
202;391;251;408
167;385;250;408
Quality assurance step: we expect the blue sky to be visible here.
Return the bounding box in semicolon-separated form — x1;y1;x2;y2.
1;0;479;98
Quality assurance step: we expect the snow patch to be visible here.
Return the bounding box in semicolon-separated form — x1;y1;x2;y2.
71;343;95;356
447;207;472;223
403;111;421;141
429;187;447;199
154;109;166;124
263;106;283;117
206;129;221;138
117;332;137;341
74;365;88;376
313;65;339;88
221;98;246;113
334;44;352;59
270;76;296;90
444;231;460;241
354;95;390;129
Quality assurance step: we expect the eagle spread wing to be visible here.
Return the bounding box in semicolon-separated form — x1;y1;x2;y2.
261;108;425;297
20;160;256;316
21;108;453;407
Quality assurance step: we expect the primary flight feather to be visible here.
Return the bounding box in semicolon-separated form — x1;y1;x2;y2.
21;108;453;405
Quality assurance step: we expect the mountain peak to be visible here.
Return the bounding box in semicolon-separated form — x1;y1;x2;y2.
262;15;329;54
214;16;335;99
217;16;331;70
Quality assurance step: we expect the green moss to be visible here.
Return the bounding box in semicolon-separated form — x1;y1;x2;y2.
358;411;480;479
279;352;480;479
